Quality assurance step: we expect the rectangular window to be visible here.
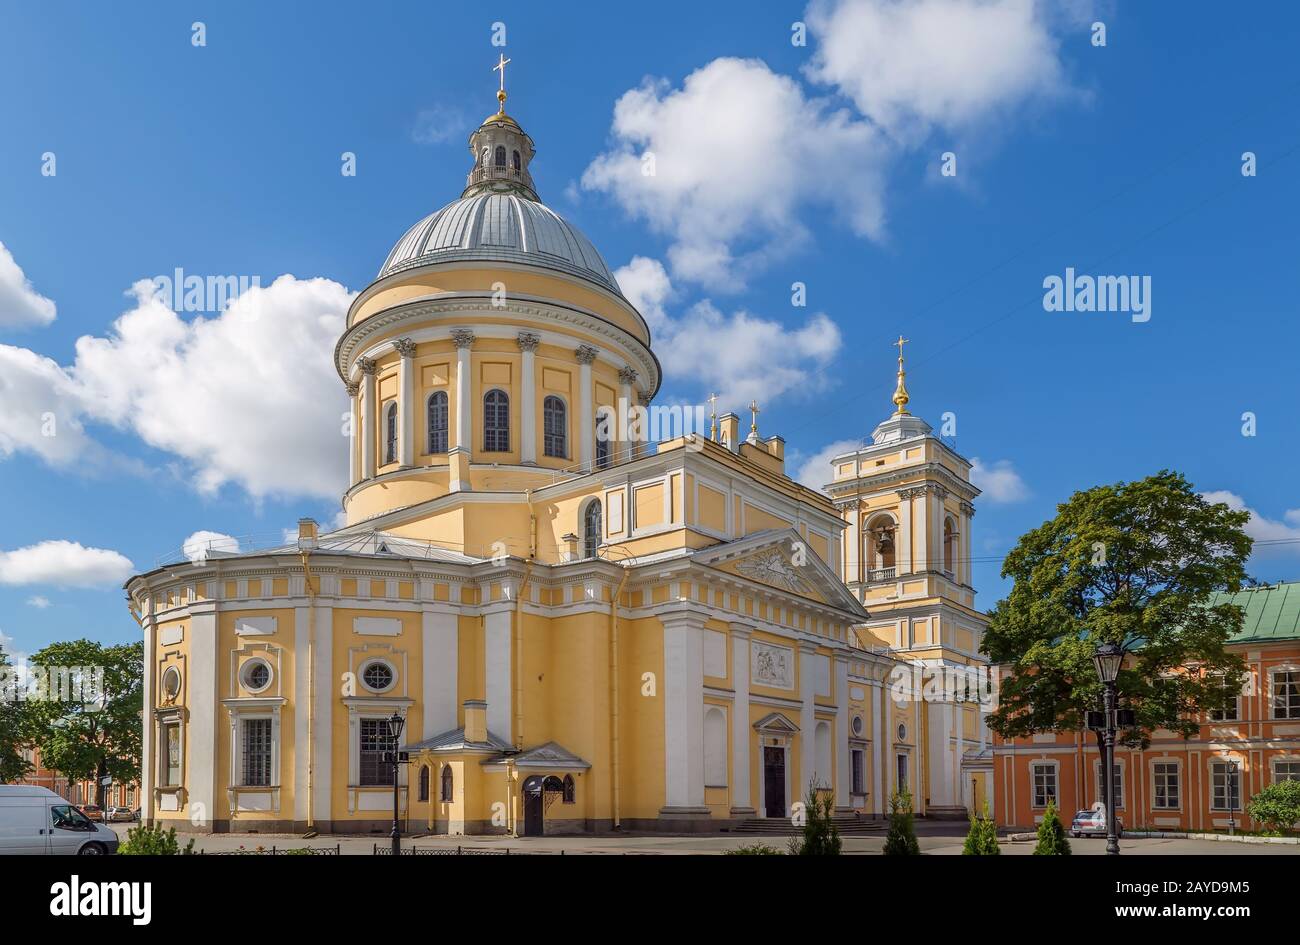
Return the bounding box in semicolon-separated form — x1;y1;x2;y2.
1096;763;1124;810
162;723;181;787
896;754;909;795
1273;671;1300;719
359;718;393;787
1031;763;1057;809
1153;761;1180;809
241;718;273;787
1210;762;1241;811
1274;761;1300;783
1208;675;1241;722
851;749;865;795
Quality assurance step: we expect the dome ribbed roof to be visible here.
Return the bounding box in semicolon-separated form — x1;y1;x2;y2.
378;193;622;295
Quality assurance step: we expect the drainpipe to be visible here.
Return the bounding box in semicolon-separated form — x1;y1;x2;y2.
609;562;631;829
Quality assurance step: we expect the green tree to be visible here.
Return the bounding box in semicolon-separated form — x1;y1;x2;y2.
984;471;1252;754
788;781;842;855
0;643;34;783
1033;801;1071;855
883;791;921;855
1246;780;1300;836
26;640;143;811
961;801;1000;855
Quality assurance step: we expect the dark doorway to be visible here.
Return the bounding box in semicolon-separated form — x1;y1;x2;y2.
523;776;544;836
763;746;786;818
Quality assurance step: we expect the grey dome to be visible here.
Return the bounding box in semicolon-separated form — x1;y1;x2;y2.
378;193;622;295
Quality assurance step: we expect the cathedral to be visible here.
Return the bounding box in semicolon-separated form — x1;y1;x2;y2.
128;73;992;835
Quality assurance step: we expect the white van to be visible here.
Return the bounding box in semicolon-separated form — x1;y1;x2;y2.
0;785;120;855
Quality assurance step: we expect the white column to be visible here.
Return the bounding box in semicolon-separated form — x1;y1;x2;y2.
912;488;929;572
396;338;416;466
960;502;974;587
844;504;861;583
929;488;946;574
293;606;311;826
140;618;155;824
311;605;334;825
798;641;817;792
188;608;218;828
422;609;458;737
517;332;539;464
484;609;512;744
450;329;475;491
660;609;706;812
897;492;913;575
359;359;377;480
576;345;596;470
835;656;851;810
872;678;885;816
730;624;754;815
346;383;359;485
617;366;637;465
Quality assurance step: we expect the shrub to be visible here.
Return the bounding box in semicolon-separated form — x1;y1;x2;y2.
962;801;1000;855
788;781;842;856
118;823;196;856
883;791;921;855
1247;779;1300;836
725;843;782;855
1033;801;1071;855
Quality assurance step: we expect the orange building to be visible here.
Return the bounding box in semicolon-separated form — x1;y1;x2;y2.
994;581;1300;831
16;746;139;811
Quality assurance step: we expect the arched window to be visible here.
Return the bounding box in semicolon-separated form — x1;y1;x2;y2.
418;765;429;802
943;516;956;576
427;391;448;454
384;402;398;465
594;424;610;469
483;389;509;452
512;150;521;171
543;395;567;458
704;707;727;787
562;774;575;804
863;515;896;579
493;145;506;167
440;765;454;802
582;500;602;560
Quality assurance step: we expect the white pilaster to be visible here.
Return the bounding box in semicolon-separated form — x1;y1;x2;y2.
660;609;706;812
517;332;539;464
898;493;913;575
422;609;458;737
576;346;596;469
484;609;512;744
450;329;475;491
912;489;928;572
293;606;311;824
187;609;218;827
311;605;333;824
798;640;817;791
359;359;377;480
729;624;754;814
872;678;884;815
140;619;155;823
845;504;861;583
396;338;416;467
834;656;851;809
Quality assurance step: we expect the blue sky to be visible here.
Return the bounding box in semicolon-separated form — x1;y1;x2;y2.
2;1;1298;659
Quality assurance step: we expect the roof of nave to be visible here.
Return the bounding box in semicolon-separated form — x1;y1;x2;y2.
402;726;513;755
1215;580;1300;644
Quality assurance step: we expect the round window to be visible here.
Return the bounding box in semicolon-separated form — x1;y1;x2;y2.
897;723;907;741
362;661;395;693
161;667;182;701
851;715;864;737
240;659;272;693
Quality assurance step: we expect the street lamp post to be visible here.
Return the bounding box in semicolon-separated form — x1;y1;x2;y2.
1093;643;1124;856
385;712;407;857
1226;759;1239;836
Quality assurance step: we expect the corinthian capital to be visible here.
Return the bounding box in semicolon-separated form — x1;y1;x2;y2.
451;329;476;349
516;331;541;352
394;337;417;357
575;344;598;365
618;366;638;385
358;358;378;376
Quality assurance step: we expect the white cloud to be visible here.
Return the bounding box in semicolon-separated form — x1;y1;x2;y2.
0;242;56;329
1201;491;1300;553
0;540;134;588
584;58;888;289
0;629;27;665
804;0;1080;142
616;257;841;406
412;104;468;145
182;530;241;563
0;274;354;501
792;438;864;492
26;596;50;609
970;457;1029;502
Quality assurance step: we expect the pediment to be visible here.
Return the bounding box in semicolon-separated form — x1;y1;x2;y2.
694;528;867;617
753;711;800;734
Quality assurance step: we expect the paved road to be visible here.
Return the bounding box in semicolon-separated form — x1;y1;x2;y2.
108;823;1300;855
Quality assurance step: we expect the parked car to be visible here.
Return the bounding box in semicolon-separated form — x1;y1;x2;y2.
107;806;135;822
79;803;103;820
1070;808;1124;838
0;786;120;854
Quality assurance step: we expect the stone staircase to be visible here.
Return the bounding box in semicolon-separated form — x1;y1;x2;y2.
731;815;883;836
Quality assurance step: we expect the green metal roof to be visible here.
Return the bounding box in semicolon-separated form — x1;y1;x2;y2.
1212;582;1300;644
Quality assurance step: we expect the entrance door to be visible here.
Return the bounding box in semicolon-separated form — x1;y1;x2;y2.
763;746;785;818
522;778;544;837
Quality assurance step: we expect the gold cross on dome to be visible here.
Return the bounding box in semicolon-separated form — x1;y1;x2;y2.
748;400;761;434
895;335;909;364
494;53;511;93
